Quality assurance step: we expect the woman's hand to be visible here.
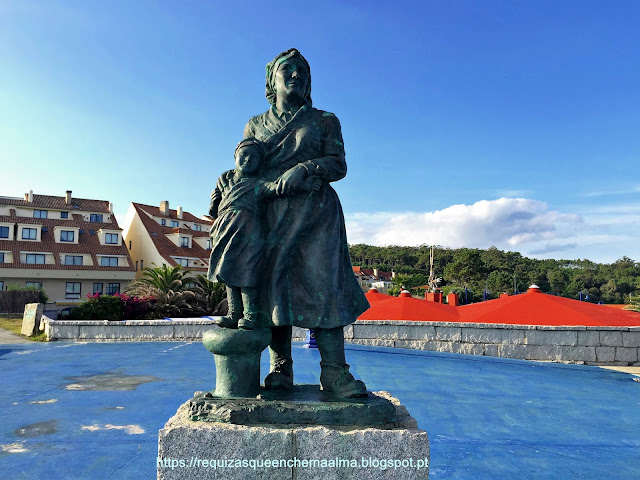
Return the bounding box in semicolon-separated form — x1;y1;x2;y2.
276;164;307;195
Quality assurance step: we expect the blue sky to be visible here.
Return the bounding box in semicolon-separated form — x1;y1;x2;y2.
1;1;639;263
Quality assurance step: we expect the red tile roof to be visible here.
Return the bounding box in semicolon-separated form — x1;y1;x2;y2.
134;203;208;225
0;194;110;212
132;203;213;271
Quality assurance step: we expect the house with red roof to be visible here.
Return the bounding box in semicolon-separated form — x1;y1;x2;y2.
0;190;135;306
122;201;213;278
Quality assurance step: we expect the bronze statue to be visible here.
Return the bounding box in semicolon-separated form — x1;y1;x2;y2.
208;48;369;398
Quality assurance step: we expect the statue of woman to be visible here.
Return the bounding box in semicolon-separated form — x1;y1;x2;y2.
244;48;370;398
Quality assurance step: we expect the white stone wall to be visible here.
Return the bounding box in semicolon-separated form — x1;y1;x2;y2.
44;318;640;366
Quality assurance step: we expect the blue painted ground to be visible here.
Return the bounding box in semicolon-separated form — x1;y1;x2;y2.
1;341;639;479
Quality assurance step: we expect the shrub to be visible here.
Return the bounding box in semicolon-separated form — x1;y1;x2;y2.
62;293;157;321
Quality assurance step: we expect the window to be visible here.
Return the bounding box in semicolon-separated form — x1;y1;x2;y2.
22;228;37;240
25;254;45;264
34;210;48;219
65;282;81;299
0;281;3;290
193;224;202;231
206;239;212;250
64;255;83;265
177;258;189;267
105;233;118;244
26;281;42;289
60;211;68;219
100;256;118;267
0;253;4;263
0;226;9;238
128;240;131;250
180;237;189;247
106;283;120;295
90;214;103;222
161;219;166;226
140;259;143;270
93;283;103;295
60;230;75;242
171;220;179;228
135;260;138;271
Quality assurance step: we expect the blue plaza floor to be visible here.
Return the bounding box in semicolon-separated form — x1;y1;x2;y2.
1;341;639;480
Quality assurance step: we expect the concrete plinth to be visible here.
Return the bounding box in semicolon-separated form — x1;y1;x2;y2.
158;391;429;480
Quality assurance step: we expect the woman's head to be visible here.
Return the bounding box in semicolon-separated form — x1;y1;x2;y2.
234;138;264;176
265;48;312;107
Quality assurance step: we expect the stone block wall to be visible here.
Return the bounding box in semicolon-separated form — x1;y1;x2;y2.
44;318;640;366
346;321;640;366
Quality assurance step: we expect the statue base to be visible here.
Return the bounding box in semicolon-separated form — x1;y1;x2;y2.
158;391;429;480
188;384;396;425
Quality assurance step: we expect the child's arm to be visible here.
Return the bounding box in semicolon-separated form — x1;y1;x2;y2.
209;187;222;218
209;172;231;218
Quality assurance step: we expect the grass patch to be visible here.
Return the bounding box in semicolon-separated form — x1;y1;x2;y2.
0;315;23;335
0;315;48;341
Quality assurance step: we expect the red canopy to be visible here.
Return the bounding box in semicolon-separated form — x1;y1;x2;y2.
457;287;640;326
359;291;458;322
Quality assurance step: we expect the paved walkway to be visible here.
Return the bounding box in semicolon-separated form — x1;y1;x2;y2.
0;328;29;344
1;341;639;479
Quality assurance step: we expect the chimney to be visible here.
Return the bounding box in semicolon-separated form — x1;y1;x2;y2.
108;202;113;214
426;292;443;303
160;200;170;217
25;190;33;203
65;190;72;204
446;293;459;306
177;206;183;219
373;268;379;277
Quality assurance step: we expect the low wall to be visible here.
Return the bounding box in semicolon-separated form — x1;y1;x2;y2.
44;317;218;342
44;318;640;366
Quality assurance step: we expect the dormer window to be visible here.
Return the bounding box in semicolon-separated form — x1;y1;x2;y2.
60;230;75;242
60;212;69;219
171;220;179;228
0;226;9;239
193;224;202;231
25;254;45;264
206;239;212;250
176;258;189;267
90;214;103;222
105;233;118;244
22;228;37;240
161;219;166;226
180;236;189;247
34;210;48;219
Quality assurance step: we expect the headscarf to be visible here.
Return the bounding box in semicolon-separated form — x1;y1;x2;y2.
265;48;312;107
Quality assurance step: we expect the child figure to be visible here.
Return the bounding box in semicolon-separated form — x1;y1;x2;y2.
208;137;321;329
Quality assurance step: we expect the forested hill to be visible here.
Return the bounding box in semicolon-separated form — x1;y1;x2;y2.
348;244;640;304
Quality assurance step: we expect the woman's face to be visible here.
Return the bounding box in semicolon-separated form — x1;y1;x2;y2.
274;57;309;104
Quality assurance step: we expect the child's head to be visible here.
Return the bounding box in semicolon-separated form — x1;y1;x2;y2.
234;138;264;176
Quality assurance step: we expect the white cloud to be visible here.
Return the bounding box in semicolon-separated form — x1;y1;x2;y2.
345;197;582;250
345;197;640;262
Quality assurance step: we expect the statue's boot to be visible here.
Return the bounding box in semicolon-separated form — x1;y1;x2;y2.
315;327;368;398
264;326;294;389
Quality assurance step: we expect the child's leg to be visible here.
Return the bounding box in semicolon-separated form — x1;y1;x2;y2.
215;285;242;328
227;286;243;321
238;286;259;330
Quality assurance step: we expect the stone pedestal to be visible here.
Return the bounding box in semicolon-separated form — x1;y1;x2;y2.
202;327;271;398
158;391;429;480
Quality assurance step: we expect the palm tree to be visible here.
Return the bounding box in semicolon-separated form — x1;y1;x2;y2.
136;264;192;293
126;264;199;317
192;274;228;315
